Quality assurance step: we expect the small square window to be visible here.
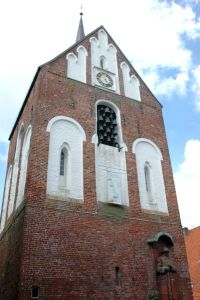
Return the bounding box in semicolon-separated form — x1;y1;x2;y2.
31;286;39;298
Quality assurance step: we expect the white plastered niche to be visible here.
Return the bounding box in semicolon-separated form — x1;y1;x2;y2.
132;138;168;214
16;125;32;208
93;100;129;206
120;62;141;101
8;123;24;218
66;45;88;83
46;116;86;201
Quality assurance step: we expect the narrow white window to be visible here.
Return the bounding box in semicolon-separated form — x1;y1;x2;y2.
0;165;12;232
8;124;24;217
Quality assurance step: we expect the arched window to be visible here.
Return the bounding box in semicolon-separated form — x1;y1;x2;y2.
100;56;106;69
46;116;86;200
0;165;12;232
60;149;66;176
97;104;119;148
144;162;154;203
59;144;71;191
144;164;150;192
8;123;24;218
16;125;32;208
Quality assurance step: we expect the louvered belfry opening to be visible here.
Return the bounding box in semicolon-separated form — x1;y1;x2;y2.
97;104;118;147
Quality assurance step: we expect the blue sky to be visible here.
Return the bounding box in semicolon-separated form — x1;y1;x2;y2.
0;0;200;228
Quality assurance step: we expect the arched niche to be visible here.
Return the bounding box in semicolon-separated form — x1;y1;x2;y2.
46;116;86;200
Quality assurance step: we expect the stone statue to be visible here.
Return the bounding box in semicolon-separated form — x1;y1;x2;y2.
156;247;177;275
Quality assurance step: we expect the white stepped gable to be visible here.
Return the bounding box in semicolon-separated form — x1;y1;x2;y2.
132;138;168;214
121;62;141;101
90;29;120;93
66;45;88;83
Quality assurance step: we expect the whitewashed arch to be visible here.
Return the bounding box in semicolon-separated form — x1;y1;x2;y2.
47;116;86;141
132;138;168;214
46;116;85;200
0;165;12;232
132;138;163;159
92;100;127;151
8;123;24;217
16;125;32;208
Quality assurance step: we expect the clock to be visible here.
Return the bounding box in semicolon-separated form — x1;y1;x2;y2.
96;72;114;88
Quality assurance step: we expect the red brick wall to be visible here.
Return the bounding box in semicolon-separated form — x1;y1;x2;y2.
0;30;193;299
0;207;25;300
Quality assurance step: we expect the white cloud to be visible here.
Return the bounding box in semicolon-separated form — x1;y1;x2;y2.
0;72;34;142
125;1;194;71
0;141;8;163
112;0;200;97
174;140;200;229
0;153;7;162
140;69;189;96
192;65;200;111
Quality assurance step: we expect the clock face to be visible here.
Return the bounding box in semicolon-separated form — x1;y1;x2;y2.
96;72;113;88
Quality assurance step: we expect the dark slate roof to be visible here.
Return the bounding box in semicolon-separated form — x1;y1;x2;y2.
76;14;85;42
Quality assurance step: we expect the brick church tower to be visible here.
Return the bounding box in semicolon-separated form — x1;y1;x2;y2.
0;14;193;300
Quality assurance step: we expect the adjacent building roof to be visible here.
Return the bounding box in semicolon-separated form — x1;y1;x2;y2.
184;226;200;300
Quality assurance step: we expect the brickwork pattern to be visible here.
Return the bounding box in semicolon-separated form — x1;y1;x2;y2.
0;28;193;299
